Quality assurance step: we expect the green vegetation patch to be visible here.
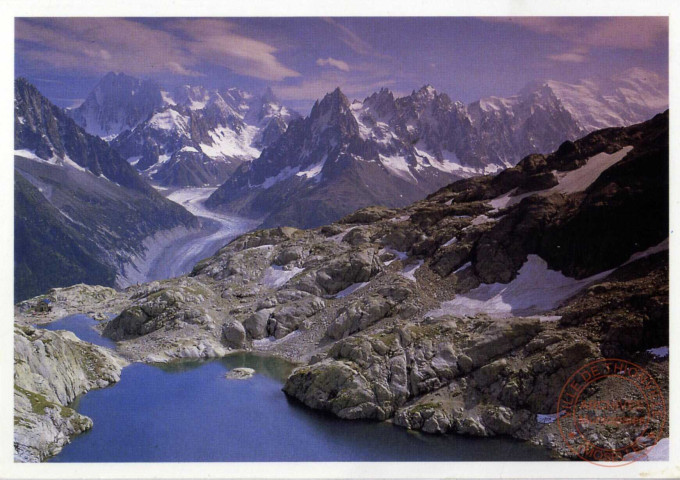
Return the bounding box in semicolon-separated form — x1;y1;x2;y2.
15;385;73;418
409;402;443;413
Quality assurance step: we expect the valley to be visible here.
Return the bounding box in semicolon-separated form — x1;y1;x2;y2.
143;187;260;281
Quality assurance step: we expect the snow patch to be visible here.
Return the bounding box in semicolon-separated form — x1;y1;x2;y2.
200;124;261;160
414;143;479;176
623;438;669;462
647;346;668;358
327;229;351;244
296;155;326;180
486;146;634;213
550;146;633;195
261;266;304;289
624;238;668;265
538;316;562;322
252;336;276;347
536;411;566;424
252;330;302;348
488;188;535;212
260;166;300;189
14;149;57;165
442;236;458;247
334;282;369;298
427;255;613;318
453;262;472;274
466;215;496;227
380;247;408;265
148;109;190;135
400;260;424;282
379;154;417;183
62;154;87;172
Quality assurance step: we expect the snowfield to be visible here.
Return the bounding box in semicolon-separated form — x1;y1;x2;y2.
550;146;634;194
427;255;614;318
427;235;668;320
487;146;634;213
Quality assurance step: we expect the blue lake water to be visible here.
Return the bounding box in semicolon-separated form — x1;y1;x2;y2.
40;314;116;349
39;317;553;462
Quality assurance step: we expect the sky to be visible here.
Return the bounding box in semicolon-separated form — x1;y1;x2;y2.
15;17;669;113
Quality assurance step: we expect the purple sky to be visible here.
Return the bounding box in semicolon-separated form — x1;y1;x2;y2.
15;17;669;112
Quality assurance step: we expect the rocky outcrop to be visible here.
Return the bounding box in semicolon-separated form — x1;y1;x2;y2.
14;325;127;462
284;316;567;421
222;321;246;348
103;282;213;340
224;368;255;380
326;294;395;340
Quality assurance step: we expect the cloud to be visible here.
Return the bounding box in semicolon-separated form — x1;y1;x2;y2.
547;52;587;63
484;17;667;66
166;19;300;81
321;18;388;59
15;18;300;81
166;61;205;77
548;52;586;63
316;57;350;72
581;17;668;50
547;46;589;63
483;17;667;50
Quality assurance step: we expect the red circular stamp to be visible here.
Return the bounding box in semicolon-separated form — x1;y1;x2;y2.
556;358;667;466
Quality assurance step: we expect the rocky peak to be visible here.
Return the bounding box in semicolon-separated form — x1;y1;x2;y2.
15;78;66;160
173;84;210;106
311;87;351;119
410;84;439;104
308;87;358;137
67;72;164;139
261;86;278;105
204;91;241;120
15;77;41;109
221;87;253;107
88;72;162;109
95;71;140;90
362;87;397;119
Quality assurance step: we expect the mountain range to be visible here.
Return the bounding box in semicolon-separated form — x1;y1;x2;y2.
205;68;667;228
64;69;667;229
16;68;667;299
69;72;299;187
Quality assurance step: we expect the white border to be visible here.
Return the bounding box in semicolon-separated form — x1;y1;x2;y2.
1;1;678;478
